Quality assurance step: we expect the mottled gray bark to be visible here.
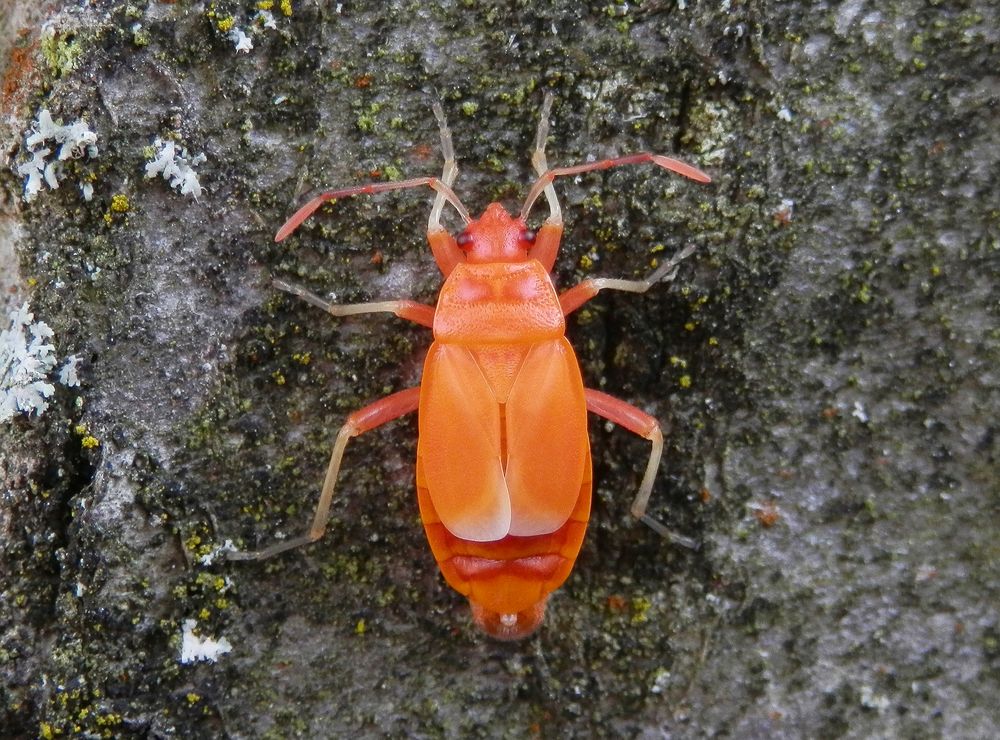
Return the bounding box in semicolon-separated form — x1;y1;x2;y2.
1;1;997;737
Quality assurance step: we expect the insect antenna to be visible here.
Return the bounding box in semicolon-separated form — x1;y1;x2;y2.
275;177;471;243
519;152;711;224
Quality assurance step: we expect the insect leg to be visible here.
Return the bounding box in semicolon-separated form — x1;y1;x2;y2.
559;244;697;316
228;387;422;560
584;388;698;550
273;278;435;328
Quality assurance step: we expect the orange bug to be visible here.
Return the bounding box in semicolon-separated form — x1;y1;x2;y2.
230;95;710;639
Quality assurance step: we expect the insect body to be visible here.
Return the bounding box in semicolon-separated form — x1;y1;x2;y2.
231;95;710;640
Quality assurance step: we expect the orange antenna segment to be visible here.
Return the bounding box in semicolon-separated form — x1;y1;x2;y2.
275;176;471;243
520;152;711;223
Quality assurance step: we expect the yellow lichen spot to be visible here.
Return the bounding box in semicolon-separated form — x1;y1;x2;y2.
291;352;311;366
679;375;692;389
74;424;88;436
187;693;201;705
579;253;594;270
630;595;652;624
930;264;941;277
110;194;130;212
198;608;210;620
103;213;113;226
217;17;235;33
684;321;696;331
27;277;38;287
272;370;286;385
40;723;55;740
257;0;274;8
96;714;121;728
280;0;293;16
708;336;719;346
81;436;100;449
669;356;687;368
355;618;366;635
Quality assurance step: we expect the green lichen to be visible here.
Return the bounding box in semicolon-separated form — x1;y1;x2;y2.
40;28;84;78
132;27;151;47
356;111;377;133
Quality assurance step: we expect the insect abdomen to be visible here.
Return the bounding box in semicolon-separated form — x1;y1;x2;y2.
416;450;592;640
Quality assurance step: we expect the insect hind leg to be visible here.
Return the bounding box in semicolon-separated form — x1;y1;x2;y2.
584;388;698;550
228;387;421;560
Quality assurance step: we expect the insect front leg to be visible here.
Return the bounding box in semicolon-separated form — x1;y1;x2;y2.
558;244;697;316
228;387;421;560
584;388;698;550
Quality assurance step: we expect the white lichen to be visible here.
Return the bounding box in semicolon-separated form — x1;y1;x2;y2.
1;303;56;421
179;619;233;664
144;138;206;199
1;304;84;423
17;109;99;202
198;539;237;566
852;400;869;423
255;10;278;30
229;27;253;53
859;684;890;712
58;354;82;387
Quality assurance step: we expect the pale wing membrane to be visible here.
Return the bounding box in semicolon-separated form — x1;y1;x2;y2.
418;344;511;542
504;339;589;536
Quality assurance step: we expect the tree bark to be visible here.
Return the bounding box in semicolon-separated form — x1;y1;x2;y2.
2;1;997;736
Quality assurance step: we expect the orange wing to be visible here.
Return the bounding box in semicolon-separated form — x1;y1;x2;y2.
418;344;511;542
418;338;589;542
504;338;589;536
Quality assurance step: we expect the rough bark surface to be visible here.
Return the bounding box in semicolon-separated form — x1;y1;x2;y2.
1;1;997;737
